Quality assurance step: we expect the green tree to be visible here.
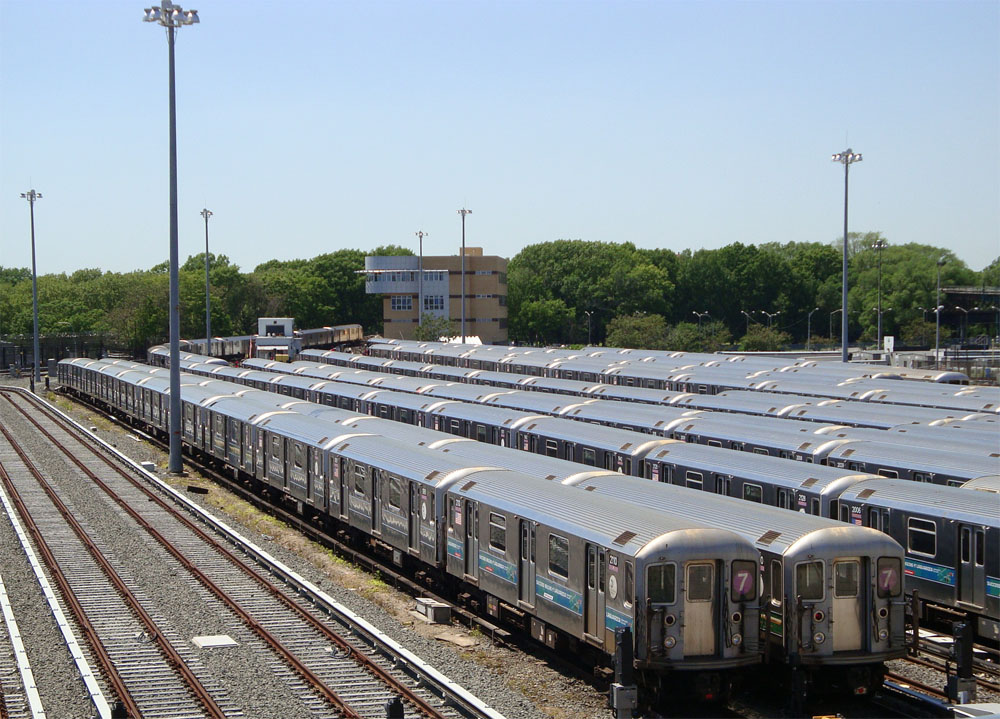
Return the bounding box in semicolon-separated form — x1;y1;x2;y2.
738;325;791;352
605;313;670;350
513;298;574;345
413;313;455;341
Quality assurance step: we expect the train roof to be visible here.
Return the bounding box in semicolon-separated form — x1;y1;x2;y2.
838;478;1000;525
517;416;676;456
960;475;1000;493
781;401;989;429
824;441;1000;479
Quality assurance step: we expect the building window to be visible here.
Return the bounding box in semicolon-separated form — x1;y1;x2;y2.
390;296;413;311
498;295;507;306
423;295;445;311
499;272;507;285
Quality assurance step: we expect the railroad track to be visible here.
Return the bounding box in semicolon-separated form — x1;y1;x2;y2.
0;387;501;719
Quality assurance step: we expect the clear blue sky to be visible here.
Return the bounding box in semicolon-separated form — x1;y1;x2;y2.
2;0;998;276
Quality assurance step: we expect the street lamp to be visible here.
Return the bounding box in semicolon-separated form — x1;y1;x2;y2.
144;0;200;475
584;310;593;345
692;310;710;331
829;308;843;340
201;208;212;345
832;148;862;362
806;307;819;351
740;310;753;335
954;306;978;344
871;306;892;347
415;230;428;328
871;238;887;349
917;306;930;347
457;208;471;344
935;257;946;370
761;310;780;328
20;189;42;391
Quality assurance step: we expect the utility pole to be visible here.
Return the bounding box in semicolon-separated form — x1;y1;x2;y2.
201;208;213;344
20;189;42;391
416;230;427;328
457;208;471;343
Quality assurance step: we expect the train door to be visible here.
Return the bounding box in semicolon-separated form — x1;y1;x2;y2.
714;475;731;496
519;521;535;607
958;524;986;608
683;562;716;656
371;470;382;536
464;500;479;579
585;544;606;645
832;558;864;651
408;484;420;554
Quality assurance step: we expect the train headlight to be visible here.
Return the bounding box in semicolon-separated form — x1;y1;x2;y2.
731;611;742;624
813;610;825;622
664;614;676;627
878;629;888;641
732;633;742;646
813;632;826;645
877;607;888;619
664;636;677;649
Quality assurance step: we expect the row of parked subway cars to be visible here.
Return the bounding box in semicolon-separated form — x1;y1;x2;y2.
62;355;909;704
147;338;1000;652
166;324;364;360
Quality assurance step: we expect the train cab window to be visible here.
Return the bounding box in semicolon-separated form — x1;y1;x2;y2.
582;448;597;467
907;518;936;556
795;561;824;601
399;409;410;424
743;484;763;503
489;513;506;552
387;477;402;510
548;534;569;579
876;468;898;479
685;471;703;490
687;563;714;602
834;561;859;598
731;560;756;602
353;465;367;494
647;564;676;604
770;560;782;606
545;439;558;458
877;557;902;598
810;498;820;515
293;443;304;470
624;562;634;608
449;419;461;434
270;435;281;460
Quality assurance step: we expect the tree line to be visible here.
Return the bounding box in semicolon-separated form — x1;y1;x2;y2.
1;236;997;353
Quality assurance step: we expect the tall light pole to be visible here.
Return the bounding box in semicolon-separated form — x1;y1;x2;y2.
761;310;780;328
917;306;930;347
807;307;819;350
935;256;946;370
20;189;42;391
144;0;200;475
457;208;471;344
415;230;428;328
954;306;978;344
740;310;753;335
692;310;710;331
584;310;593;345
829;308;843;340
871;237;887;349
832;148;862;362
201;208;212;344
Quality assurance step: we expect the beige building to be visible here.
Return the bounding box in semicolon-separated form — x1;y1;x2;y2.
364;248;508;343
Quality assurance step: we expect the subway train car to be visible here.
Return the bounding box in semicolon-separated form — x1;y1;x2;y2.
57;358;764;702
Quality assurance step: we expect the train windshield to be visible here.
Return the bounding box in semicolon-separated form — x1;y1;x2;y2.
647;564;676;604
731;560;756;602
877;557;903;598
795;561;825;601
686;563;714;602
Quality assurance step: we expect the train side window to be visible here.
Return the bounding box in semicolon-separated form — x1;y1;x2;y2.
753;448;769;456
770;560;782;606
877;468;898;479
731;560;756;602
387;477;402;510
707;440;722;448
582;448;596;466
907;518;936;557
476;424;487;443
399;409;410;424
810;498;820;515
795;561;824;601
834;561;859;598
743;484;762;503
450;419;461;434
270;435;281;460
545;439;558;457
946;480;962;487
548;534;569;579
877;557;902;598
647;564;676;604
687;563;714;602
624;562;634;608
353;465;367;494
489;513;506;552
685;471;703;490
293;443;304;470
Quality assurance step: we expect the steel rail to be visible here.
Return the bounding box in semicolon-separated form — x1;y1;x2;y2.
0;417;228;719
3;388;454;719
